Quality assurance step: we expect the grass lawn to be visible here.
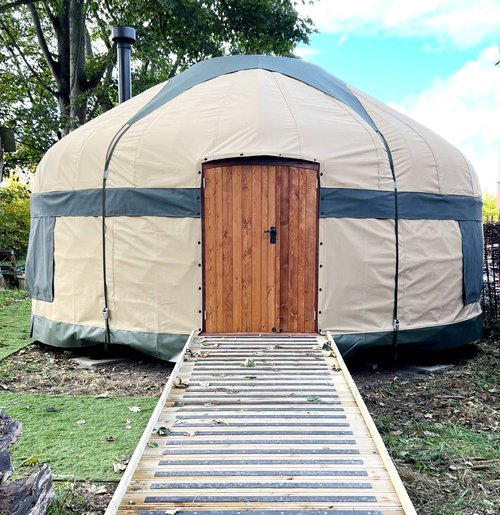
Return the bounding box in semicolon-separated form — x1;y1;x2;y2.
382;421;500;514
0;289;32;359
0;392;157;481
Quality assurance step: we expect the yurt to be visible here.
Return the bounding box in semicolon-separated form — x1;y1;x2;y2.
25;55;483;361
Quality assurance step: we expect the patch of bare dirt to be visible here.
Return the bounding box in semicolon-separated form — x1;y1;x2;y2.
350;342;499;432
0;343;173;397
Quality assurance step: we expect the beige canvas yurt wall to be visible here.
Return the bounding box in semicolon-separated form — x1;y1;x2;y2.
26;55;483;360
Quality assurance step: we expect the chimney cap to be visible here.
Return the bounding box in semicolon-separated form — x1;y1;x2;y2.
111;26;136;44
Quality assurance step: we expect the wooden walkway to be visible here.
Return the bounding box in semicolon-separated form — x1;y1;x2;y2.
107;333;416;514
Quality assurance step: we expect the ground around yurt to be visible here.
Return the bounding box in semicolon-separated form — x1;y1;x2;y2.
0;289;498;514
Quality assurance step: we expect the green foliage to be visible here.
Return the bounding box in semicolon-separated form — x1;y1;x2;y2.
46;483;91;515
482;192;498;222
1;392;157;481
0;292;31;360
0;0;315;173
0;287;30;308
0;177;31;257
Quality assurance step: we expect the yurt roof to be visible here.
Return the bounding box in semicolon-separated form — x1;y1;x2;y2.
34;54;480;201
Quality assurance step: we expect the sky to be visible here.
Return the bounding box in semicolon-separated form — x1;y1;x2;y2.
295;0;500;193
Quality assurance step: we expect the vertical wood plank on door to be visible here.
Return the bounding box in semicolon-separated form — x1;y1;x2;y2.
222;167;233;332
271;166;281;330
261;166;269;331
241;165;252;332
304;170;317;331
279;167;290;331
297;168;307;331
231;166;243;332
214;168;224;331
251;165;262;330
203;170;216;331
288;167;299;333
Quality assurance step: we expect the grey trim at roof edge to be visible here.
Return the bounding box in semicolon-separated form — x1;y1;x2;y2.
30;313;482;362
127;55;378;130
30;187;481;221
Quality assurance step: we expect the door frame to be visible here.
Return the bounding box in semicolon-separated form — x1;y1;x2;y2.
201;156;320;334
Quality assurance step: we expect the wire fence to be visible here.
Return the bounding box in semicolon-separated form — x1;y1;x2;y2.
482;222;500;324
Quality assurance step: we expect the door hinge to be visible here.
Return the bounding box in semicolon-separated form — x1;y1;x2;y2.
203;310;207;320
202;177;206;188
313;310;317;321
315;178;318;189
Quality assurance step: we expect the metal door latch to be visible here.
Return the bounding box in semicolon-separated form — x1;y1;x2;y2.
264;226;277;244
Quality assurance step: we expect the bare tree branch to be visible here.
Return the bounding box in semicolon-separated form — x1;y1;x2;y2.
84;27;93;59
102;0;118;24
41;0;56;29
26;2;61;86
0;0;40;14
0;20;57;96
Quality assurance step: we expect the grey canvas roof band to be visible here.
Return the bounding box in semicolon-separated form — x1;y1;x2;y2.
127;55;378;130
31;187;481;221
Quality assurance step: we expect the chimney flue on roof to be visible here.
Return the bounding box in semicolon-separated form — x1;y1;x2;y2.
111;26;137;103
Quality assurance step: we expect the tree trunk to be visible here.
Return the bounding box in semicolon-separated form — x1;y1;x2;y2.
68;0;87;130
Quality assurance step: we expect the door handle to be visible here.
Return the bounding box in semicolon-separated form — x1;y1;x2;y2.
264;226;277;244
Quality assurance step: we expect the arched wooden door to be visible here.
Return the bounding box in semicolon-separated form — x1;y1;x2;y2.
202;159;319;333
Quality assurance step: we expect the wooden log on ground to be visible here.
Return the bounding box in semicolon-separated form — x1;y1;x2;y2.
0;413;22;452
0;413;21;484
0;413;54;514
0;464;54;515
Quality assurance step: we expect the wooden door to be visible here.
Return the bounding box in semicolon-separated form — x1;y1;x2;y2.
203;160;318;333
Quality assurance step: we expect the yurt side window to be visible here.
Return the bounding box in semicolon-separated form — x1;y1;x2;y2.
26;216;55;302
458;220;484;305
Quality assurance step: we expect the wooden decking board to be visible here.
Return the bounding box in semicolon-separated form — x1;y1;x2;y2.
108;335;416;515
135;512;385;515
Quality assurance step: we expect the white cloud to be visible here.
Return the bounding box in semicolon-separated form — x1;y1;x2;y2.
337;34;348;46
294;47;321;58
299;0;500;48
388;46;500;192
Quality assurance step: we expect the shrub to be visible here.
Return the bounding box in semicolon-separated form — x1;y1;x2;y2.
0;177;30;258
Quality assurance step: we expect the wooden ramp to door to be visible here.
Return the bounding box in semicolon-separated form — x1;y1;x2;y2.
107;334;416;514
